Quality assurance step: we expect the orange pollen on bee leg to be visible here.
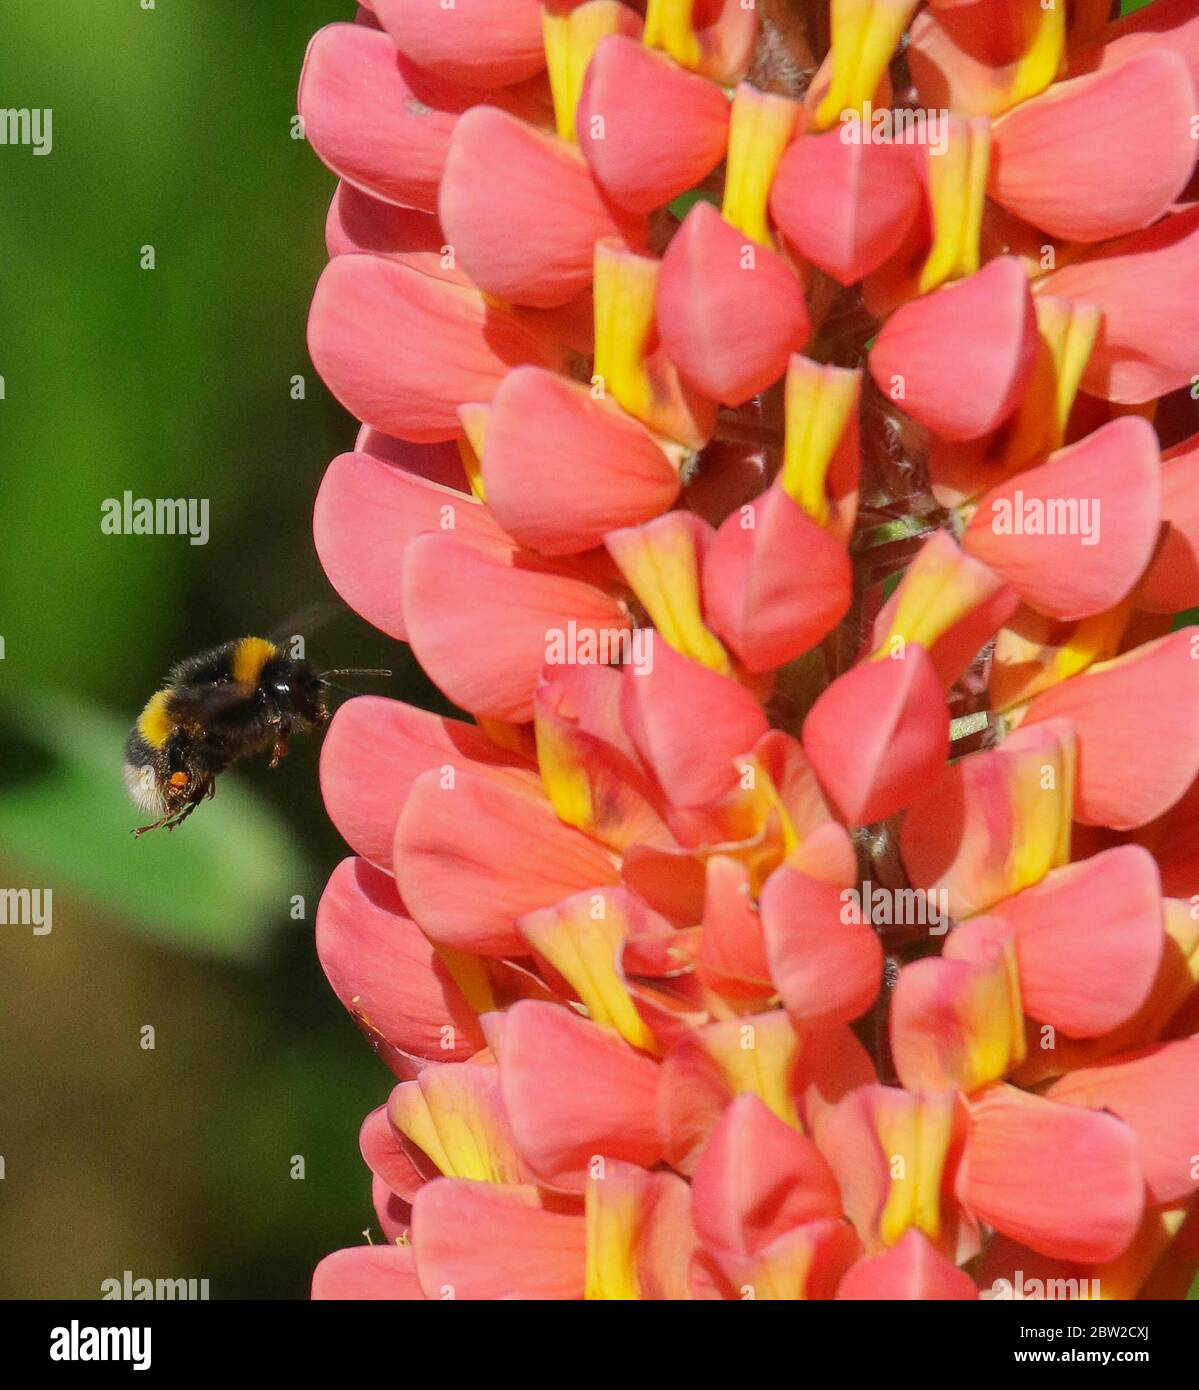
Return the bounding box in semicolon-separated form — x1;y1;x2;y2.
168;772;189;788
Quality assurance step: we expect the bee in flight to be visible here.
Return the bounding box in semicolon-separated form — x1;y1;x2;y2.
125;635;387;836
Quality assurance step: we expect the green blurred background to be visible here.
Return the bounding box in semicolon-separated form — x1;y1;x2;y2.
0;0;430;1297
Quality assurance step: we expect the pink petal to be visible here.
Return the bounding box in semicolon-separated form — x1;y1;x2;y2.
499;1001;662;1189
372;1174;411;1244
308;254;565;441
659;1013;869;1173
1137;431;1199;613
480;366;680;554
517;887;659;1051
696;856;773;999
1070;0;1199;97
696;1218;861;1301
576;35;730;213
644;0;758;86
658;1011;805;1173
361;1103;425;1203
620;643;768;808
313;451;511;641
691;1094;843;1259
326;181;465;277
604;510;728;674
585;1164;697;1300
533;669;673;854
439;105;645;308
412;1179;585;1298
311;1243;425;1299
752;729;839;845
815;1084;963;1255
353;422;469;488
1047;1038;1199;1205
960;1084;1145;1264
402;532;632;722
989;51;1198;243
981;845;1165;1038
317;857;488;1058
656;201;810;406
901;718;1077;918
907;1;1056;118
1037;205;1199;403
1023;628;1199;830
319;695;530;870
803;646;948;826
868;529;1018;689
869;257;1037;441
371;0;545;88
299;24;474;213
836;1229;978;1300
394;763;620;955
963;416;1163;621
770;132;922;286
891;947;1025;1094
389;1061;532;1184
760;863;883;1028
702;483;852;672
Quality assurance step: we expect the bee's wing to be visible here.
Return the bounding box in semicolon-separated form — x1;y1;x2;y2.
268;601;346;656
167;681;255;722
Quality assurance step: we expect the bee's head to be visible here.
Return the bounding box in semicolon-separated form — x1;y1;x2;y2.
264;658;327;726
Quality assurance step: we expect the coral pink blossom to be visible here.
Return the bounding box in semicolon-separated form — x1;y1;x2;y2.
301;0;1199;1301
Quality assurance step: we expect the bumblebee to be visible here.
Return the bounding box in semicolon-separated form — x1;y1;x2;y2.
124;636;381;836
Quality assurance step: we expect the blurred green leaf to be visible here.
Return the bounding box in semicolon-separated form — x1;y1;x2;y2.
1120;0;1158;14
0;687;307;960
669;187;723;220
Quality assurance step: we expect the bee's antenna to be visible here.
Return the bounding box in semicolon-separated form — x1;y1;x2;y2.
318;668;392;681
318;667;393;697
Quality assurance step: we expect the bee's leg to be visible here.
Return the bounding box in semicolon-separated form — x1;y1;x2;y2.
164;799;202;832
268;720;291;769
132;814;173;837
133;787;207;837
206;781;217;800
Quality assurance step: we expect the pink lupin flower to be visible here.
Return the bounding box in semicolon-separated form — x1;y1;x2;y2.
301;0;1199;1300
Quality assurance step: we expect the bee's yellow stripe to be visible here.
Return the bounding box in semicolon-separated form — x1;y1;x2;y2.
231;637;276;686
137;689;175;749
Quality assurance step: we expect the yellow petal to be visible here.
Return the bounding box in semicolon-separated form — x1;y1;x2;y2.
876;1091;957;1248
781;354;861;534
642;0;703;72
593;239;713;449
390;1066;524;1184
919;117;991;294
519;889;658;1052
606;513;730;673
812;0;919;131
722;84;801;248
542;0;633;142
